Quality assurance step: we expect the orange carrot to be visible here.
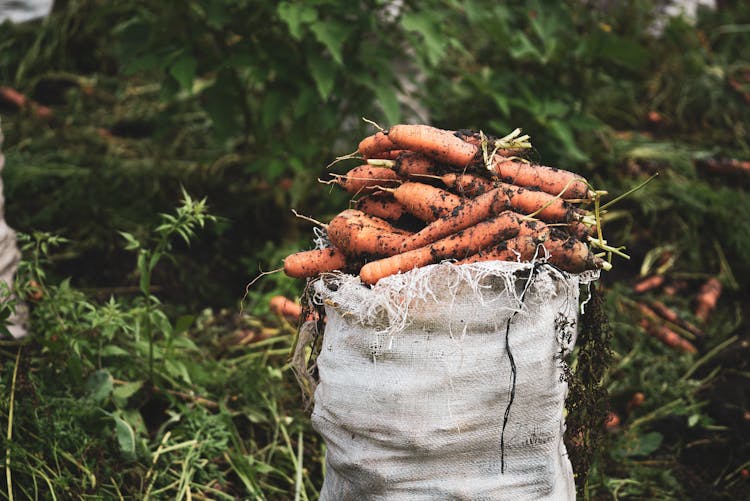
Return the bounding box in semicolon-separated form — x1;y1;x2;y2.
649;300;704;338
537;231;608;273
366;149;410;160
604;412;621;432
387;124;479;166
326;209;411;256
492;158;590;200
332;165;401;194
355;193;407;221
456;234;543;265
639;318;698;354
390;182;464;222
283;247;349;278
694;277;722;322
393;152;441;178
359;212;522;284
0;86;27;109
633;275;665;294
628;392;646;410
269;295;303;322
358;131;396;158
400;183;575;252
441;172;495;196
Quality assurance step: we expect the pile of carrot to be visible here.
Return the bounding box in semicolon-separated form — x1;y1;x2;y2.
283;124;624;285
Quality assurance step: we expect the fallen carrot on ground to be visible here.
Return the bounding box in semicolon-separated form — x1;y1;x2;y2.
639;318;697;354
648;300;704;338
695;277;722;322
633;275;665;294
269;295;303;322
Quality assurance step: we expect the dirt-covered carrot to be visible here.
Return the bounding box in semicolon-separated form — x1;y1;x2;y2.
633;275;665;294
492;158;591;200
389;182;464;222
326;209;411;256
387;124;479;166
355;193;407;221
283;247;349;278
269;295;303;322
400;183;576;252
331;165;401;194
537;231;609;273
359;212;523;284
441;172;495;196
392;152;441;178
358;131;396;158
694;277;722;322
456;233;544;265
639;318;698;354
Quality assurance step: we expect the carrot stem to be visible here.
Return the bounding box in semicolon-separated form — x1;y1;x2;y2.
600;172;659;210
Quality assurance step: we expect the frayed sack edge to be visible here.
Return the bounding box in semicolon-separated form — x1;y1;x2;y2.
291;259;599;405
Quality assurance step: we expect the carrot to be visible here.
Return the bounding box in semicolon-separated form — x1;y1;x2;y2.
0;86;27;109
359;211;523;284
386;124;479;166
604;412;621;432
390;182;464;222
628;392;646;410
283;247;349;278
639;318;698;354
492;158;591;200
269;295;303;322
358;131;396;158
392;152;441;178
648;300;704;338
355;193;407;221
537;231;609;273
332;165;401;194
456;234;544;265
694;277;722;322
366;149;410;160
400;183;575;253
632;275;665;294
441;172;495;196
326;209;411;256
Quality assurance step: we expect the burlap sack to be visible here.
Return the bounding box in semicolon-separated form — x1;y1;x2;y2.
308;260;598;500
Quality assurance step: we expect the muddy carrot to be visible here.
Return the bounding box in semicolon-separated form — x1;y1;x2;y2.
390;182;464;222
648;300;704;338
355;193;407;221
358;131;396;158
332;165;401;194
386;124;479;166
633;275;665;294
269;295;303;322
492;158;591;200
283;247;349;278
326;209;411;256
441;172;495;196
359;212;523;284
639;318;698;354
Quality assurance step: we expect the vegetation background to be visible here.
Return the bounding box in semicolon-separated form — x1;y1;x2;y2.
0;0;748;499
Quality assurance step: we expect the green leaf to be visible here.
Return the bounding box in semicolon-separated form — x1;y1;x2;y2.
203;73;241;140
373;85;401;125
112;381;144;404
547;120;589;162
310;20;350;65
277;2;317;41
119;231;140;251
113;415;136;457
169;53;197;92
401;12;446;66
101;345;130;357
84;369;113;403
308;52;336;100
174;315;195;335
626;431;663;457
